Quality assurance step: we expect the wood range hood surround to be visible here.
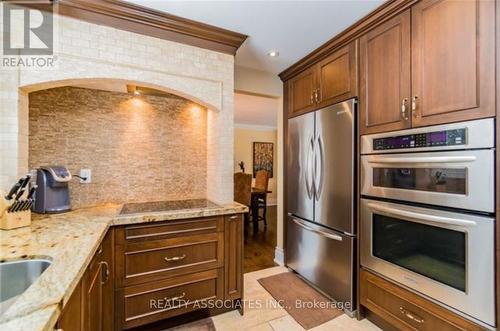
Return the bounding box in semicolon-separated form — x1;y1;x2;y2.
12;0;248;55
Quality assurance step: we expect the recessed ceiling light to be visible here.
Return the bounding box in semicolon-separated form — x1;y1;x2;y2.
267;50;279;57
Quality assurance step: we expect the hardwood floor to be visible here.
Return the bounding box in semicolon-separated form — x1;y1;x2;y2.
244;206;278;273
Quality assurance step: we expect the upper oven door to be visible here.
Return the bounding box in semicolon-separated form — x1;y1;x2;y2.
361;149;494;213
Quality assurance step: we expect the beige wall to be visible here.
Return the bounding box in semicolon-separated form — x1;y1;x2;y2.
235;66;283;97
29;87;207;208
233;66;284;264
234;127;277;204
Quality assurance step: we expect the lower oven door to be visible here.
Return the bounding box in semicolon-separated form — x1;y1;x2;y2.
360;149;494;212
360;198;495;327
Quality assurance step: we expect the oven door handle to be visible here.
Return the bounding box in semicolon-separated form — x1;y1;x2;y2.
367;203;477;227
367;156;477;164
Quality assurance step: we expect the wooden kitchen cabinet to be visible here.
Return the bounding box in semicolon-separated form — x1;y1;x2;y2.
360;269;483;331
317;41;357;108
83;258;104;331
57;229;114;331
57;282;82;331
115;269;224;330
114;216;224;287
224;214;243;300
82;230;114;331
114;214;244;329
287;41;358;118
359;10;411;135
359;0;495;134
288;67;317;117
410;0;495;127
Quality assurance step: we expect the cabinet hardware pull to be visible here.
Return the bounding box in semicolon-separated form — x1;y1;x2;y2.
100;261;109;284
315;88;320;103
164;254;186;262
310;92;314;104
229;215;238;220
401;98;409;120
166;292;186;303
412;96;419;117
399;307;424;324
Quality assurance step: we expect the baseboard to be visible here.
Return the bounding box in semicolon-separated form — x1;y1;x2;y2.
274;246;284;266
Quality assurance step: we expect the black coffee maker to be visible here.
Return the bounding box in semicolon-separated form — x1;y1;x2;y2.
33;166;72;213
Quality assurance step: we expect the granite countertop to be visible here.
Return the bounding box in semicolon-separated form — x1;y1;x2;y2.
0;200;247;331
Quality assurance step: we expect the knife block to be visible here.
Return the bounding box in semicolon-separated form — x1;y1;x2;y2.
0;196;31;230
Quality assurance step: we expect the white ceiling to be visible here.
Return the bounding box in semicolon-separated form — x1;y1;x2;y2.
234;93;279;127
128;0;384;74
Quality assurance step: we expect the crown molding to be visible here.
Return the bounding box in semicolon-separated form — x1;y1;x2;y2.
279;0;418;81
12;0;247;55
235;123;277;131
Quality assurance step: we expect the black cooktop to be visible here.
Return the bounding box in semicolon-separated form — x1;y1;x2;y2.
119;199;220;215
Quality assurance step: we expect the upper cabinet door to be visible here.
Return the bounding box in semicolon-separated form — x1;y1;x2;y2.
317;41;357;107
359;10;411;135
411;0;495;127
288;67;316;117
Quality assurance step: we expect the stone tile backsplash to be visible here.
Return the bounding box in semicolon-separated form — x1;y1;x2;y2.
29;86;207;208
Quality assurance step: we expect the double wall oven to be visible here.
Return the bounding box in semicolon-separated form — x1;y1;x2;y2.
360;119;495;327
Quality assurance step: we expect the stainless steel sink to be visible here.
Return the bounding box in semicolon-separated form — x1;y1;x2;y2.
0;259;52;314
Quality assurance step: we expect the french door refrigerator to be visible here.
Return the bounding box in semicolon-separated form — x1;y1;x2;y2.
287;98;356;313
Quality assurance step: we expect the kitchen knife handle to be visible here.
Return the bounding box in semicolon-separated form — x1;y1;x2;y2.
5;176;26;200
26;185;37;199
14;176;31;200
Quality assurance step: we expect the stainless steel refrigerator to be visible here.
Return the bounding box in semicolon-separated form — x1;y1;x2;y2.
286;98;356;313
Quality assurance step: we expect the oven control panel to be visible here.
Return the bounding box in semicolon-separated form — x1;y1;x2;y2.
373;128;467;150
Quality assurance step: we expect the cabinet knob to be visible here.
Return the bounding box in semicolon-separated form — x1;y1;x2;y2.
401;98;409;120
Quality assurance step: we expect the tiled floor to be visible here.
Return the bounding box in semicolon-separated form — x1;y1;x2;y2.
183;266;381;331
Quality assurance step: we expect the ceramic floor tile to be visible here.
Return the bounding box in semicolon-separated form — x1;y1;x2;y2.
244;266;288;281
268;315;305;331
212;267;380;331
211;267;290;330
311;314;381;331
247;322;275;331
212;308;287;331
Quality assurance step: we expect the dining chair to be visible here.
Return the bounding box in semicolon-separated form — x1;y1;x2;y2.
252;170;270;228
234;172;252;226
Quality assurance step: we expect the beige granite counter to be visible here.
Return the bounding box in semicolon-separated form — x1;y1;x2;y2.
0;201;247;331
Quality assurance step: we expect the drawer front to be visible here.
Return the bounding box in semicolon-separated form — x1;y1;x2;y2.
360;270;483;331
115;216;223;245
116;233;224;287
115;269;223;330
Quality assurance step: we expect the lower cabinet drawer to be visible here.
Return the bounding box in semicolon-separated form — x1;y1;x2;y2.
360;269;483;331
115;269;224;330
116;232;224;287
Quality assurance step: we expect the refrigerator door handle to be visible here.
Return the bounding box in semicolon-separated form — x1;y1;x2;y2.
291;217;343;241
305;135;315;200
314;134;325;201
